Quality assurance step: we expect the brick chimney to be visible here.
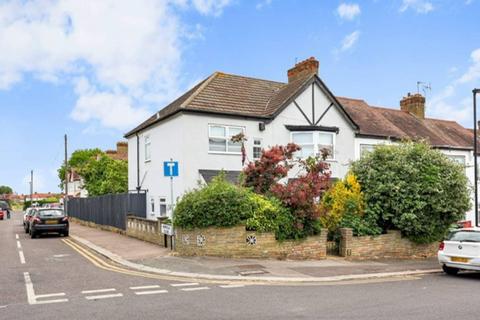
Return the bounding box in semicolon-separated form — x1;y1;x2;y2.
287;57;319;83
116;141;128;160
400;93;425;119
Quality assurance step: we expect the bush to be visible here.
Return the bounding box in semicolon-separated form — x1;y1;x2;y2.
245;194;296;240
320;174;371;234
173;174;255;229
243;144;331;239
351;141;471;243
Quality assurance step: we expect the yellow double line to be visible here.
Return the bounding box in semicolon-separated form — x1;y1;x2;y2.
62;238;227;284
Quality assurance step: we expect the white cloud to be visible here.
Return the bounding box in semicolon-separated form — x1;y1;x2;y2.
191;0;233;16
428;48;480;127
337;3;361;21
0;0;232;131
400;0;434;14
340;30;360;51
457;48;480;84
256;0;273;10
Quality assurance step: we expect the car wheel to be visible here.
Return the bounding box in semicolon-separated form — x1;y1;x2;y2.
442;265;459;275
63;230;69;237
29;228;36;239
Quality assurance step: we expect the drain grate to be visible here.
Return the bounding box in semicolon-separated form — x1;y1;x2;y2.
235;264;268;276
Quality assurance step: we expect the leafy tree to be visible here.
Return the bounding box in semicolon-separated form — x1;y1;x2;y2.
351;141;471;243
79;154;128;196
0;185;13;194
242;144;331;238
57;148;127;196
58;148;102;189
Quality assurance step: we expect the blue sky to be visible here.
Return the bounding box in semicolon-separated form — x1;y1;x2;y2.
0;0;479;194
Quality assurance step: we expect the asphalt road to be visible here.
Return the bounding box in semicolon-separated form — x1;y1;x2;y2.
1;212;480;320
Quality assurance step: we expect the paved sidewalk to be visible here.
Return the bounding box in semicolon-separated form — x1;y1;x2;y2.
70;222;169;260
70;221;441;281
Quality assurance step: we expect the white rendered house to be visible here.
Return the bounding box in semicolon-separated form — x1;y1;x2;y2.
125;57;477;223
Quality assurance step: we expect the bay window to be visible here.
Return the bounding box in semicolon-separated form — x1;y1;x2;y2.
291;131;335;160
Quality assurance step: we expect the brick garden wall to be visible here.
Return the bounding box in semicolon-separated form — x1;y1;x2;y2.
175;226;328;260
339;228;438;259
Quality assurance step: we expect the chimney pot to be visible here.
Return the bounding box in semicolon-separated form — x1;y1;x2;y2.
287;57;319;83
400;93;426;119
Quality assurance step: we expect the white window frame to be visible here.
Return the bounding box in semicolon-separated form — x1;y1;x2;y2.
159;197;167;217
291;131;336;160
144;135;151;162
208;124;245;154
446;155;466;165
359;144;375;157
150;197;155;215
253;138;263;160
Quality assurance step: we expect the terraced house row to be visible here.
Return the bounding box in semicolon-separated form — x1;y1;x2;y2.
125;57;477;223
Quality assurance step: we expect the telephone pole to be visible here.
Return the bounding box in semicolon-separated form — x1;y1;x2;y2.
30;170;33;205
64;134;68;214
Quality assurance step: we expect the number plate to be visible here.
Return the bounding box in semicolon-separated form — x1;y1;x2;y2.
451;257;469;263
46;220;57;225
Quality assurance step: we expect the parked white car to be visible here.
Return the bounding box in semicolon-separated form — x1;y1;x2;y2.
438;228;480;275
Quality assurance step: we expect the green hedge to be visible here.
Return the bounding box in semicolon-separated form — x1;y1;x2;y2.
174;174;297;240
351;141;471;243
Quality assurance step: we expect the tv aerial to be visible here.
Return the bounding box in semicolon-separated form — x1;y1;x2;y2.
417;81;431;96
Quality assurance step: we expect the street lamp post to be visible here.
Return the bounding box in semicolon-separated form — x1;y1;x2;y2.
474;89;480;227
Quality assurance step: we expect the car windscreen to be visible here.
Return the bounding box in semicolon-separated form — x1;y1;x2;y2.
38;209;64;218
447;230;480;242
0;201;8;209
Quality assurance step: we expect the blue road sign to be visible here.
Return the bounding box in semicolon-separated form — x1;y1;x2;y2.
163;161;179;177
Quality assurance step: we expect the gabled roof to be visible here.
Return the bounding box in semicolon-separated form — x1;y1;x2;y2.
338;97;475;150
125;71;475;151
125;72;356;137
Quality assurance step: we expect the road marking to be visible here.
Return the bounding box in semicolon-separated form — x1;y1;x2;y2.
15;234;19;239
134;290;168;295
219;284;245;288
130;285;160;290
23;272;36;305
0;305;7;309
18;251;25;264
23;272;68;305
85;293;123;300
180;287;210;292
35;293;66;299
82;288;116;294
34;299;69;305
53;254;70;258
16;241;22;249
170;282;199;287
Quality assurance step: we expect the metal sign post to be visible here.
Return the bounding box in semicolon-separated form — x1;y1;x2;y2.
474;89;480;227
163;159;179;249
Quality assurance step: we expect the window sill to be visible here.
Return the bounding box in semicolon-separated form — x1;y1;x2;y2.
144;159;151;163
208;151;242;156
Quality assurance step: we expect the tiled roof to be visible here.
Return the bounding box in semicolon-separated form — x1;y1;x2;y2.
125;72;474;150
338;97;475;149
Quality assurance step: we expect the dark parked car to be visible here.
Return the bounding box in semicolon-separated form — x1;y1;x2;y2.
29;208;69;238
